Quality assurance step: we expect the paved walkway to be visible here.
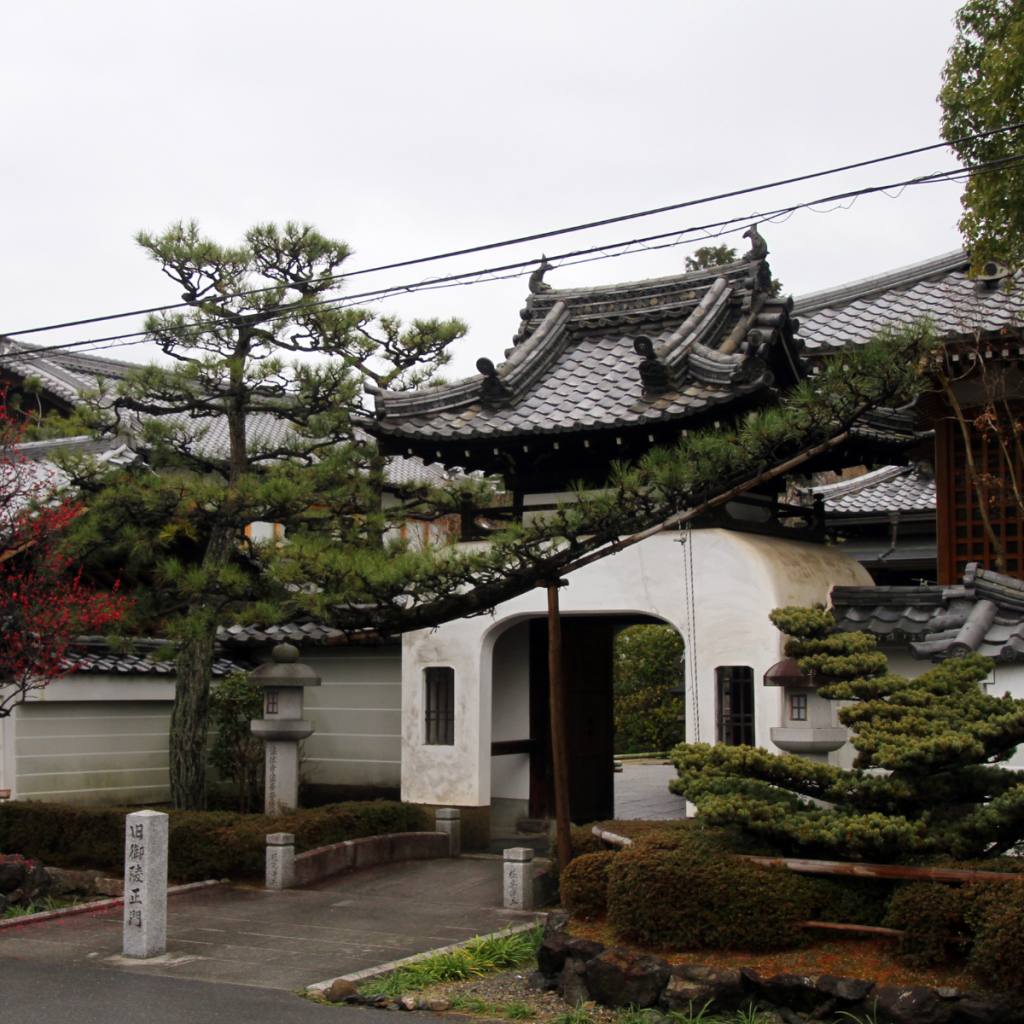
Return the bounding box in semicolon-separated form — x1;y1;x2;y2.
614;761;687;820
0;857;529;993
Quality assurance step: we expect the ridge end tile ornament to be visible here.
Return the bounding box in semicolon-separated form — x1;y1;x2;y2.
250;642;320;814
633;336;673;397
476;357;513;406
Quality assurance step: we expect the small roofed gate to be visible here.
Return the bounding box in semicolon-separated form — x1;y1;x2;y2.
528;617;616;824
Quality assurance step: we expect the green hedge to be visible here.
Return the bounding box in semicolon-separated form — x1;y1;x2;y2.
561;850;617;915
0;800;431;882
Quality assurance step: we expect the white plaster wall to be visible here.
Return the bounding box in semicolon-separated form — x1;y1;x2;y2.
490;621;530;801
400;529;872;807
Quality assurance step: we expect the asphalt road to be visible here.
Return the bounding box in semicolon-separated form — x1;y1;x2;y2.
0;959;368;1024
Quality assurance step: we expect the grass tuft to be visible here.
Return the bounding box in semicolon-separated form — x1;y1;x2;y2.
358;924;544;998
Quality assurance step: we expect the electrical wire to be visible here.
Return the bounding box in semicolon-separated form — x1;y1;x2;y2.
3;152;1014;363
4;120;1023;342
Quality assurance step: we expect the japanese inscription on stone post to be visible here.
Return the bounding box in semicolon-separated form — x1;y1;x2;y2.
122;809;168;959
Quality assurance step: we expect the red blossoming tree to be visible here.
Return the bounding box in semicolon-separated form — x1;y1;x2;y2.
0;394;129;715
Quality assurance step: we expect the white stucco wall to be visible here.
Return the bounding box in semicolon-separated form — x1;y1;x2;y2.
399;528;872;808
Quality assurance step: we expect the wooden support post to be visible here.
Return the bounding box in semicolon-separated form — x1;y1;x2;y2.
545;579;572;875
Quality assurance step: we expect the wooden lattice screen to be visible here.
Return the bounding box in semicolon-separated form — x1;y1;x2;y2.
937;416;1024;583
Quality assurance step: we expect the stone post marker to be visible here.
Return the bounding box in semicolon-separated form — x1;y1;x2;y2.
503;847;534;911
123;809;168;959
435;807;460;857
265;832;296;890
249;643;320;814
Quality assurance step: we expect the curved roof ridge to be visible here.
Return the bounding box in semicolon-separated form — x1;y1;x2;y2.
793;250;968;316
540;261;748;298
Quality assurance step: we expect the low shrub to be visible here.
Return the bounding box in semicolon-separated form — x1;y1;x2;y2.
606;837;814;950
969;882;1024;997
884;881;975;966
805;875;892;927
561;850;617;915
0;800;431;881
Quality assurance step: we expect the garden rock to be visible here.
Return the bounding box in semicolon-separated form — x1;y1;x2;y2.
952;997;1024;1024
584;948;670;1008
325;979;359;1003
544;910;569;937
816;976;876;1004
43;867;106;897
0;856;49;905
527;970;558;993
536;934;603;978
779;1010;806;1024
559;958;590;1006
762;974;819;1014
426;998;450;1012
872;985;954;1024
659;965;747;1015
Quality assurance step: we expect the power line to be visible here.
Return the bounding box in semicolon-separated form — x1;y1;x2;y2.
3;153;1011;362
4;121;1023;342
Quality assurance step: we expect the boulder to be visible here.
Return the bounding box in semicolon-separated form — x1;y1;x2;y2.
527;970;558;993
762;975;819;1015
952;997;1024;1024
584;948;671;1008
559;958;590;1007
536;932;569;977
325;979;359;1003
872;986;954;1024
817;976;876;1004
659;965;747;1015
0;856;49;905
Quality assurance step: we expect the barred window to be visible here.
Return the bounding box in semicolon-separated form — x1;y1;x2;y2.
790;693;808;721
716;666;754;746
265;691;279;715
425;667;455;745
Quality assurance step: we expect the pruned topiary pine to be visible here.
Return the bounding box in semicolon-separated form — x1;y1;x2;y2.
669;605;1024;861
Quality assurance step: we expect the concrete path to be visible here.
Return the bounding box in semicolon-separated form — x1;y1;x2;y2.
614;761;687;820
0;857;530;994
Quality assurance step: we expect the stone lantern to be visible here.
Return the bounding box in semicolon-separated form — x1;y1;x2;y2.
763;657;847;761
250;643;320;813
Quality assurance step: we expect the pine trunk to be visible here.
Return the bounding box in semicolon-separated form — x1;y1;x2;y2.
169;621;217;810
169;524;239;810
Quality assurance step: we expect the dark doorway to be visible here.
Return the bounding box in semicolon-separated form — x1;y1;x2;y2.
527;615;664;824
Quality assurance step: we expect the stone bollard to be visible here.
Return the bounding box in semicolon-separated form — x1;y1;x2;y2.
435;807;460;857
266;833;296;890
503;847;535;911
123;809;169;959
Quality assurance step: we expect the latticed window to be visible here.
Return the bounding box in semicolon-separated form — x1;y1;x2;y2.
790;693;808;721
424;667;455;745
940;417;1023;580
716;666;754;746
265;691;279;715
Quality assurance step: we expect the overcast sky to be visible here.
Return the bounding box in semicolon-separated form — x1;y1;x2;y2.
1;0;967;381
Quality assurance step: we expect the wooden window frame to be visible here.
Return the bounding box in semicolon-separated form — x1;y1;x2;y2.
424;667;455;745
716;666;755;746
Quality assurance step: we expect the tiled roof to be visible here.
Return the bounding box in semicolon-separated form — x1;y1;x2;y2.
0;343;455;489
66;641;244;676
216;621;372;647
831;563;1024;662
366;257;796;442
803;465;936;517
794;251;1024;353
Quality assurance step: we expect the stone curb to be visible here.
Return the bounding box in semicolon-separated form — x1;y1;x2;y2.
0;878;221;931
305;918;543;993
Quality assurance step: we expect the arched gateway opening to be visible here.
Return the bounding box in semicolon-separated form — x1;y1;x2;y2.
490;613;680;833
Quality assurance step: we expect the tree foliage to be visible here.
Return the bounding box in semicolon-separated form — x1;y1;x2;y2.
208;672;265;814
613;624;684;753
940;0;1024;271
0;395;129;715
670;604;1024;861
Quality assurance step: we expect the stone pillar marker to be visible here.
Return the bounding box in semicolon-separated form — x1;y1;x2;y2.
266;832;296;890
123;809;168;959
435;807;460;857
249;643;320;814
503;846;534;911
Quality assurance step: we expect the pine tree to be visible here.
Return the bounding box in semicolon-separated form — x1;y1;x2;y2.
66;220;466;809
670;605;1024;861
